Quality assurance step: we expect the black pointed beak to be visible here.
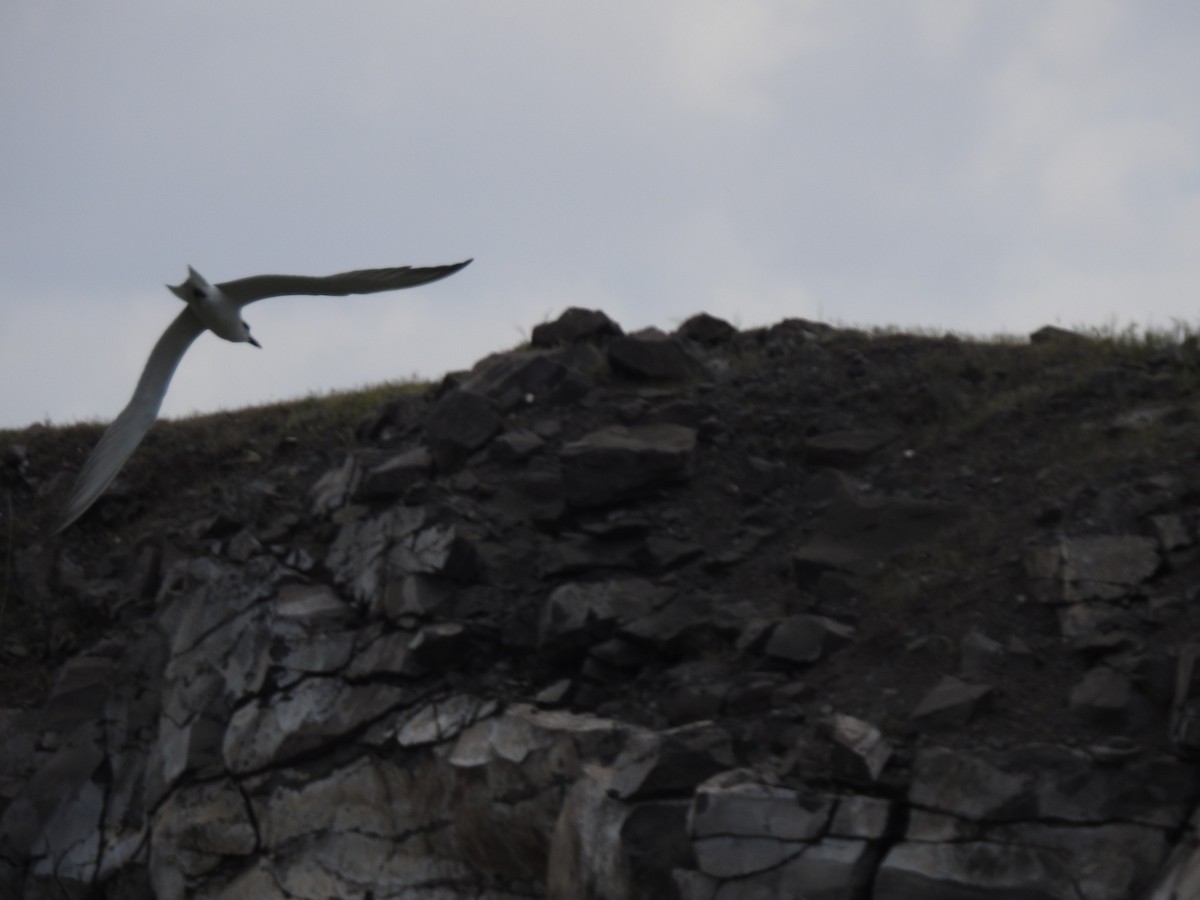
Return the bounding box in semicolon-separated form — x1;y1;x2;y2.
249;336;262;348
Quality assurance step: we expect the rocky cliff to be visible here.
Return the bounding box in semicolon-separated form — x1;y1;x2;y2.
4;311;1200;898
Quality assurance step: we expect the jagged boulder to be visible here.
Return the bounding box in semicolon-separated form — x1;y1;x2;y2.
425;388;503;470
459;347;599;410
608;328;701;381
531;307;623;347
561;423;697;507
677;313;736;346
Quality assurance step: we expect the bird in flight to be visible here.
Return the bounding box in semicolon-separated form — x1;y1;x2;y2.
55;259;472;533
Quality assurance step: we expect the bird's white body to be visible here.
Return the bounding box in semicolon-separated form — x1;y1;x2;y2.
55;258;472;532
169;267;255;344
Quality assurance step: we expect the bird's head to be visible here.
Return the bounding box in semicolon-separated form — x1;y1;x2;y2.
167;266;215;303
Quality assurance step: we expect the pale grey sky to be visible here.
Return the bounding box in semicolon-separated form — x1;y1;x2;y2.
2;1;1199;428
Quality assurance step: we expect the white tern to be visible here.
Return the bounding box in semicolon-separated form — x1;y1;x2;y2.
55;259;472;532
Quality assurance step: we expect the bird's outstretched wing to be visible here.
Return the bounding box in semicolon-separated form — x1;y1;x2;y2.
218;259;473;307
55;308;205;533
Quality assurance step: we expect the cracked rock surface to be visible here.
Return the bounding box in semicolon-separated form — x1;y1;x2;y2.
6;310;1200;897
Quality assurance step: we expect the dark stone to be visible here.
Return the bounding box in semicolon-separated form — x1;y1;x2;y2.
538;579;670;660
620;801;696;897
793;494;961;583
608;328;701;381
764;317;836;347
2;442;28;471
356;447;433;499
311;455;360;516
494;470;566;528
643;399;717;432
489;429;545;463
393;524;486;584
660;682;726;725
621;593;714;655
531;417;563;439
1086;737;1144;765
607;724;734;800
1173;701;1200;758
763;615;855;665
723;677;783;715
459;350;595;411
911;743;1199;831
689;777;835;844
561;424;697;508
733;457;785;498
534;679;573;707
378;573;454;620
791;538;868;581
1061;536;1161;601
190;512;243;540
538;533;641;578
408;623;470;669
354;399;416;444
1071;628;1141;658
908;745;1032;822
677;313;736;345
803;429;898;467
1170;646;1200;758
1025;535;1161;604
588;637;647;671
1069;666;1147;732
1030;325;1090;345
960;630;1007;681
1151;513;1191;552
530;307;623;346
875;840;1079;900
829;713;892;784
638;535;703;572
425;389;502;471
911;676;994;730
578;512;651;539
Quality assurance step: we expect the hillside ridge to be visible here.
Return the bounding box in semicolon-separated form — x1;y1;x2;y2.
4;310;1200;896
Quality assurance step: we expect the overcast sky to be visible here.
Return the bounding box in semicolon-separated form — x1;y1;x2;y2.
3;2;1199;429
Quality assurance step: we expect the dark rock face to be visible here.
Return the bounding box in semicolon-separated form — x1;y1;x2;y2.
425;388;503;470
357;446;433;499
8;309;1200;897
792;490;961;583
910;675;994;729
763;614;854;665
561;423;698;507
803;428;897;467
459;348;599;411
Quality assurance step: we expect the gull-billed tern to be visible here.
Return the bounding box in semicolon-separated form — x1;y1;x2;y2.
55;259;472;533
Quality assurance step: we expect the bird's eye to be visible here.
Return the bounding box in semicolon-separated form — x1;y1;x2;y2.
191;288;205;300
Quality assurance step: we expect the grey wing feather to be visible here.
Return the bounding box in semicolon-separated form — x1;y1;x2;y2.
218;259;473;307
55;309;205;533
